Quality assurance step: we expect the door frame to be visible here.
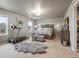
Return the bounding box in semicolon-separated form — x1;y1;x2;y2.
73;0;79;52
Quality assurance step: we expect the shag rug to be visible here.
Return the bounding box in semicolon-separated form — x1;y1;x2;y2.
15;42;48;54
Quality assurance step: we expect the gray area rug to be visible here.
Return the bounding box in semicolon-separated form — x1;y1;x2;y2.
15;42;48;54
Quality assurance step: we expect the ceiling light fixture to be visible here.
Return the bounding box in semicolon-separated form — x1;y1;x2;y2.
32;3;41;16
34;8;41;16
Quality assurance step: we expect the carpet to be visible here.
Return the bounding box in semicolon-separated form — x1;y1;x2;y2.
15;42;48;54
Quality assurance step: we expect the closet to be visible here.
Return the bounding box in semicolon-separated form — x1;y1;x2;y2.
77;5;79;49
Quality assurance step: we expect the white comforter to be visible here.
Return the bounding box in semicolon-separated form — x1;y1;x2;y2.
36;28;53;36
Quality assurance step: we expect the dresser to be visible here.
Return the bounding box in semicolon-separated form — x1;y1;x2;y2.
61;27;70;46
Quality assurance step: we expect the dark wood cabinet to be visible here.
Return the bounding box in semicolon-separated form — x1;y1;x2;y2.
61;17;70;46
61;29;70;46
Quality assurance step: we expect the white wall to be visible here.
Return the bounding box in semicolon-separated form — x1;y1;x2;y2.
0;9;29;42
35;17;64;31
64;0;78;52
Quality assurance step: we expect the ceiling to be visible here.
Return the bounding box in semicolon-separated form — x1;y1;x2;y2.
0;0;72;19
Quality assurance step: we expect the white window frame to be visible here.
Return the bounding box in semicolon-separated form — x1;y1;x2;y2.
0;16;8;36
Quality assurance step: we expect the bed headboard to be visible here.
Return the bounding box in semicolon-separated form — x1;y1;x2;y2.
41;24;54;28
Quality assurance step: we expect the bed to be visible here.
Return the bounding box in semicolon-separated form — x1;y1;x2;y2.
35;24;54;39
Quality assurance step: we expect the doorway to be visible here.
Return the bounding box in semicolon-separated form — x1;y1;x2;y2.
74;0;79;51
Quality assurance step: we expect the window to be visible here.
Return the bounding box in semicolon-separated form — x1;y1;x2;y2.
0;16;8;35
28;21;32;31
28;21;32;26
